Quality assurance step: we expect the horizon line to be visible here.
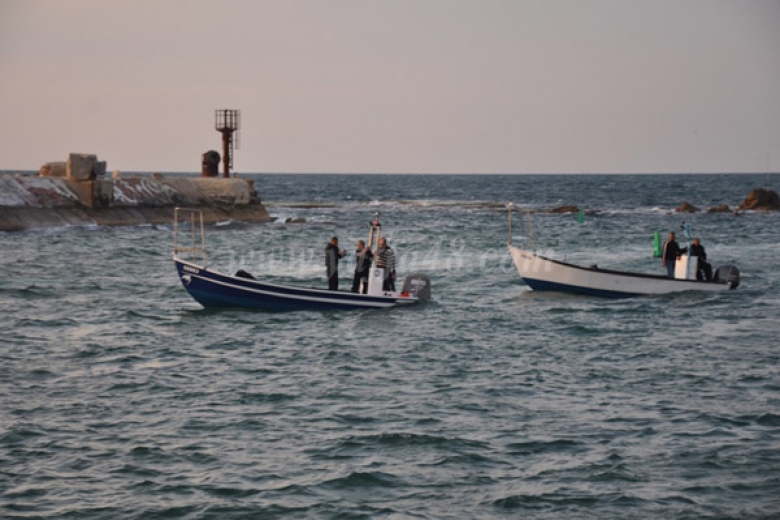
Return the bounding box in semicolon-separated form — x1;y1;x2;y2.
1;170;776;176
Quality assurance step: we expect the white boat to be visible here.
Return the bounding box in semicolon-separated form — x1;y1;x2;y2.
506;205;740;298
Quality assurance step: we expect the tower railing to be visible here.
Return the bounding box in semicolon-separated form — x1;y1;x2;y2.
215;109;241;177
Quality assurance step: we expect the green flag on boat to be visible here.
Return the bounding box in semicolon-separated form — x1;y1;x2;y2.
653;230;662;257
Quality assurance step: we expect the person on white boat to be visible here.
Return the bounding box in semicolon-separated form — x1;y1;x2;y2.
690;238;712;282
351;240;373;294
325;237;346;291
376;237;396;291
662;232;687;278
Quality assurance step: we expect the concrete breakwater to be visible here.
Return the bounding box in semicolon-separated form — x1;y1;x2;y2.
0;171;271;232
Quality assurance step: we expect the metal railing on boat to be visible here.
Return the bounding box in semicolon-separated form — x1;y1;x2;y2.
507;203;536;253
173;207;207;268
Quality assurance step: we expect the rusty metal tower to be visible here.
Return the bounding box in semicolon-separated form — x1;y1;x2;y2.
215;109;240;178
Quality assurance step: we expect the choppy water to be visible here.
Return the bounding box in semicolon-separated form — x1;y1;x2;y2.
2;174;779;519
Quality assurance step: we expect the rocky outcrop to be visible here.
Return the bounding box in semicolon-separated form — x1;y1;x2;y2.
706;204;731;213
675;202;699;213
738;188;780;211
547;205;580;214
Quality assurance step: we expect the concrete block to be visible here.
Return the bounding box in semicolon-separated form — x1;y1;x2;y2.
14;177;81;208
95;179;114;207
112;178;177;207
160;178;203;205
40;162;67;177
94;161;107;177
67;153;97;180
0;177;37;207
191;178;255;205
66;180;94;207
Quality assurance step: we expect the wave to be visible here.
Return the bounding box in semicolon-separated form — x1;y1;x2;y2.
397;199;508;209
266;198;753;216
337;432;489;450
269;202;340;209
320;470;401;490
505;439;585;455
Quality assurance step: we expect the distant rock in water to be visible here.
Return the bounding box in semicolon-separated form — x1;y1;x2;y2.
284;217;307;223
706;204;731;213
675;202;699;213
547;205;579;214
738;188;780;211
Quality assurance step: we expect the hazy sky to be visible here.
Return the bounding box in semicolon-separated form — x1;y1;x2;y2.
1;0;779;173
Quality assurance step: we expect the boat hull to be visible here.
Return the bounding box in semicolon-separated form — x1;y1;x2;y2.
175;257;419;311
508;245;732;298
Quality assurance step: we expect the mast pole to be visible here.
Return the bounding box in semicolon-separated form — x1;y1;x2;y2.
507;203;513;246
767;151;771;189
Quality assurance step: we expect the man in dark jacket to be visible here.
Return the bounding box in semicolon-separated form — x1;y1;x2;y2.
325;237;346;290
351;240;373;294
690;238;712;281
662;232;687;278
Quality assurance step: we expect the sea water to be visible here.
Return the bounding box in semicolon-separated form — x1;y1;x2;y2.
1;174;779;519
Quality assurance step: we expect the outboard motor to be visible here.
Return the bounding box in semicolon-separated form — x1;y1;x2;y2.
234;269;256;280
713;264;740;289
401;273;431;300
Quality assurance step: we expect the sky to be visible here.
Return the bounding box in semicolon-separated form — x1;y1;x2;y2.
1;0;779;174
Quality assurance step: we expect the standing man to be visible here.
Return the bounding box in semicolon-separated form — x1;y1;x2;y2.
662;231;686;278
325;236;346;291
375;237;396;291
351;240;373;294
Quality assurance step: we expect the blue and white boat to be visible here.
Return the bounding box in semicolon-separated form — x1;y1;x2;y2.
173;208;431;311
506;204;740;298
